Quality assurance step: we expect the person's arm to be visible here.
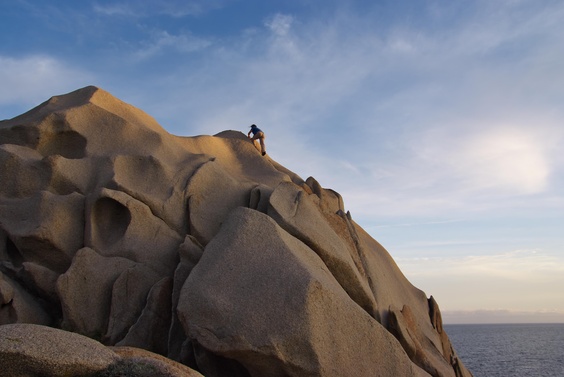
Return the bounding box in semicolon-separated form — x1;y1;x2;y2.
247;130;252;138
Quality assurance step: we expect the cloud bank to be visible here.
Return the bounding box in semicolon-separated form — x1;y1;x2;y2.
397;249;564;314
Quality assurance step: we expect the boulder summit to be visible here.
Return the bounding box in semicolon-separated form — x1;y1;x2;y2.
0;86;472;377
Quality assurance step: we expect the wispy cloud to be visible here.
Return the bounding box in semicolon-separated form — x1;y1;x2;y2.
397;249;564;312
6;1;562;222
442;309;564;324
111;1;564;223
93;0;224;18
2;0;563;317
265;13;294;37
371;219;467;229
93;3;137;17
398;249;564;278
132;30;213;60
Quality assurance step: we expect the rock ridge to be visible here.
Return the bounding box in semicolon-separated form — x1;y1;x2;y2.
0;86;473;377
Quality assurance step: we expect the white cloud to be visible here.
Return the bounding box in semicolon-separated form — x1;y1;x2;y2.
414;125;557;196
75;1;564;323
324;115;564;219
88;1;564;223
152;12;386;133
93;3;136;17
162;4;563;221
265;13;294;36
0;55;93;108
133;30;212;60
93;1;223;18
387;37;417;54
2;0;563;319
454;128;550;193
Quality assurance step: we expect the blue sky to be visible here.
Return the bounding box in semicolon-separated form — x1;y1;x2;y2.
1;0;563;323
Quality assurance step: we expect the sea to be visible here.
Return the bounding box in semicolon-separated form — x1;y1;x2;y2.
444;323;564;377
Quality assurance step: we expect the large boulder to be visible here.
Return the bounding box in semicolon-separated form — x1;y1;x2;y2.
0;272;51;326
57;247;136;338
179;207;416;377
0;323;119;377
0;86;473;377
0;323;204;377
268;181;378;319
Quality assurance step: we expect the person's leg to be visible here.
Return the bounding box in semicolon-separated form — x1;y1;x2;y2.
252;132;266;155
259;137;266;155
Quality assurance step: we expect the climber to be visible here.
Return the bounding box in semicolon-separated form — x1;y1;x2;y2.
247;124;266;156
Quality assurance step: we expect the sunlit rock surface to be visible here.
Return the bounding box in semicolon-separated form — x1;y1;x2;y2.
0;86;472;377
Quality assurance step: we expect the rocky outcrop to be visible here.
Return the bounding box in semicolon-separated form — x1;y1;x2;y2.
179;207;415;377
0;323;118;376
0;86;472;376
0;323;202;377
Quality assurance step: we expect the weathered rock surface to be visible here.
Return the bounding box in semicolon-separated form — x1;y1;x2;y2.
110;346;204;377
0;323;202;377
179;207;415;377
0;323;119;376
0;86;473;376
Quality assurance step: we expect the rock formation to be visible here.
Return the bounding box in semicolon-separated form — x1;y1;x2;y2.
0;323;203;377
0;86;472;377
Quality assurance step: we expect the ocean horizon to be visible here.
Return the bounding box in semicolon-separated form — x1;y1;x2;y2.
444;323;564;377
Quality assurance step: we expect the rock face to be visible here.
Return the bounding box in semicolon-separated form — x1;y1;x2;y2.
0;86;472;377
0;323;119;377
0;323;203;377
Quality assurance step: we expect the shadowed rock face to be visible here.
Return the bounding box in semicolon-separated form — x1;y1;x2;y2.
0;86;473;377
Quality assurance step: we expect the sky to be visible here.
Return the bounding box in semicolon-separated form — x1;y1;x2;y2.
1;0;563;324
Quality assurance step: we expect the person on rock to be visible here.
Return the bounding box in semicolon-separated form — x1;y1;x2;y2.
247;124;266;156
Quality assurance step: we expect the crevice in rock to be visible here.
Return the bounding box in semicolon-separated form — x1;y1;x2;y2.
183;158;217;244
248;185;261;210
248;185;272;214
0;302;17;323
178;338;199;371
269;198;378;321
167;237;204;361
429;296;442;331
192;340;252;377
305;176;323;198
291;190;302;218
185;195;207;248
0;263;60;327
5;237;24;268
337;209;381;323
185;199;191;238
